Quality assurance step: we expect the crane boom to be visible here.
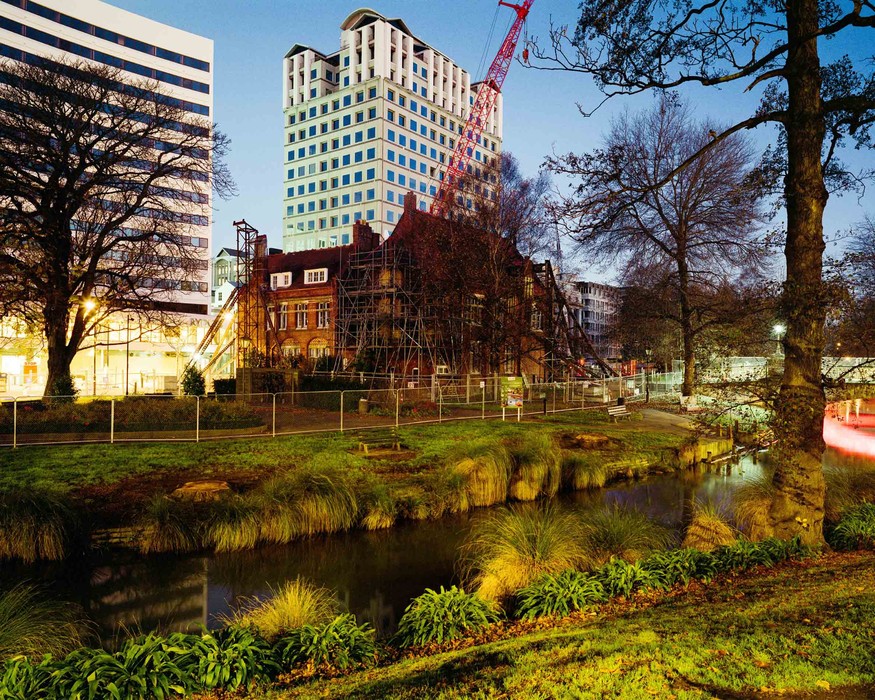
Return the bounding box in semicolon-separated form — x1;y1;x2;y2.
429;0;533;218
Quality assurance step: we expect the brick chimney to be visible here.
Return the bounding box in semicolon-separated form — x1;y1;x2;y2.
403;190;417;216
352;220;379;251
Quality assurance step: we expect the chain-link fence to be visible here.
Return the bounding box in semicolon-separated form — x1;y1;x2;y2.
0;372;679;448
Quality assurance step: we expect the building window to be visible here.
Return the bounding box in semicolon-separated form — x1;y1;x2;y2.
278;303;288;330
317;302;330;328
305;268;328;284
294;303;308;329
271;272;292;289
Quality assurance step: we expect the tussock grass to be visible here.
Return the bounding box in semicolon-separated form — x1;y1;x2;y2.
394;487;430;521
580;505;674;565
207;495;262;553
453;442;513;507
218;577;338;640
0;584;90;660
561;452;609;490
359;484;397;530
683;500;737;551
462;504;588;601
733;475;776;538
824;465;875;522
421;467;470;518
507;433;562;501
138;495;200;554
0;488;78;562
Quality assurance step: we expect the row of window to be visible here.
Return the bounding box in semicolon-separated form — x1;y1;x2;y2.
287;128;377;160
287;185;378;213
287;86;378;125
1;0;211;72
285;167;378;206
288;107;378;143
268;301;331;330
0;44;210;116
0;16;210;93
142;278;208;293
269;268;327;289
291;210;375;232
285;233;352;250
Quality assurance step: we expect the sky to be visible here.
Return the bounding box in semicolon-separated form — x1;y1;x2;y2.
108;0;874;281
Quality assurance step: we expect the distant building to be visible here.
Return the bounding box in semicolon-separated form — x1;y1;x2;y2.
281;8;502;252
573;281;622;361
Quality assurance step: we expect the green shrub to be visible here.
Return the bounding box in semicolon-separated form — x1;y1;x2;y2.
579;505;674;565
213;378;237;395
394;586;500;648
0;656;58;700
711;538;776;573
0;489;79;563
49;373;77;402
181;365;206;396
0;584;89;661
595;558;665;598
58;634;190;700
827;502;875;550
182;626;277;692
219;578;339;640
275;613;376;671
507;433;562;501
515;570;606;619
462;505;589;600
641;548;716;587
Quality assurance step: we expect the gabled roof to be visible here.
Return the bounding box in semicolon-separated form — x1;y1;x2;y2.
265;245;356;292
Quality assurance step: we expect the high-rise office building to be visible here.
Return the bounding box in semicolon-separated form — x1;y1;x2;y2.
282;8;503;252
0;0;214;314
0;0;214;394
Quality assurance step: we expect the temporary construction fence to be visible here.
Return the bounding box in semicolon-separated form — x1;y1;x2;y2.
0;372;674;449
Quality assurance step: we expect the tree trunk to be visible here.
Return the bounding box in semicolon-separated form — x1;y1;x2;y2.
768;0;828;545
44;325;77;398
43;294;79;398
677;254;695;397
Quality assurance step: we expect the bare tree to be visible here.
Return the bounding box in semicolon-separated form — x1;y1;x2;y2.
529;0;875;545
547;93;768;396
0;57;235;396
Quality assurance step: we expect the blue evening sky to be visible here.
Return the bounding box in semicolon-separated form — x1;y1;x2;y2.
109;0;873;279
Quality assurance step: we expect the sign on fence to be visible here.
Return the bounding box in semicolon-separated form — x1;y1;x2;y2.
501;376;524;408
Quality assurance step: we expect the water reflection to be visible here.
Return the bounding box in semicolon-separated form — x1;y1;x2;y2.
2;449;870;642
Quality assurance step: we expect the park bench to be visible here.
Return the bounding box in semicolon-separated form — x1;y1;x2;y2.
355;426;401;454
607;404;632;422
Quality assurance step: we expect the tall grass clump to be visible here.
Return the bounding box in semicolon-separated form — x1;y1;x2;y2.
452;441;513;507
0;488;79;562
420;466;470;517
508;433;562;501
0;584;89;661
561;452;609;491
138;495;202;554
824;466;875;522
358;481;397;530
394;586;499;647
682;500;737;552
827;502;875;550
462;504;588;600
218;577;338;639
206;495;262;553
580;505;674;566
256;468;358;543
732;473;776;539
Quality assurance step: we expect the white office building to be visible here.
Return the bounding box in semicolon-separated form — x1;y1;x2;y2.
282;8;503;252
0;0;214;394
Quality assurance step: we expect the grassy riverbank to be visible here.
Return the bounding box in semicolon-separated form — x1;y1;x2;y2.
254;550;875;700
0;410;711;555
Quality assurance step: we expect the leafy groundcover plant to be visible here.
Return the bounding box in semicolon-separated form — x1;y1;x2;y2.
274;614;376;671
394;586;500;648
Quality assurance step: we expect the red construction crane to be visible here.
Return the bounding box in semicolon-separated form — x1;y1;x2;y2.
429;0;534;218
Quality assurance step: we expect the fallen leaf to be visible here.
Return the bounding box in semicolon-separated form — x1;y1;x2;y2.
754;660;771;668
815;680;831;690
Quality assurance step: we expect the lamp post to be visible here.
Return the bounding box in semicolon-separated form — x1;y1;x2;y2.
125;315;134;395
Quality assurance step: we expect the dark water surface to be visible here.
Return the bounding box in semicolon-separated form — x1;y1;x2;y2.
0;448;865;640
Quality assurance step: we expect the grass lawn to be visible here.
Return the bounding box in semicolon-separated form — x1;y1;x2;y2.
0;409;688;495
255;551;875;699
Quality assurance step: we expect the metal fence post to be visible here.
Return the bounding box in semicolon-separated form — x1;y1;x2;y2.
482;390;485;420
395;390;400;429
340;391;344;433
438;387;442;423
517;406;521;422
195;396;200;443
110;399;115;444
502;406;506;422
272;394;277;438
12;398;17;449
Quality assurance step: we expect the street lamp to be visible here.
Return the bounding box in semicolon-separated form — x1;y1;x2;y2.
125;315;134;396
773;323;786;356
